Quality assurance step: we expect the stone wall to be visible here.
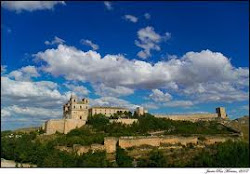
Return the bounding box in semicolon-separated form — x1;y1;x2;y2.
64;119;86;134
44;119;86;135
118;136;198;149
104;137;118;153
55;134;241;155
160;136;198;146
119;136;160;148
45;119;65;135
154;113;218;122
109;118;138;125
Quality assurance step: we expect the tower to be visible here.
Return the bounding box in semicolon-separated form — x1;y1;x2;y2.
216;107;227;119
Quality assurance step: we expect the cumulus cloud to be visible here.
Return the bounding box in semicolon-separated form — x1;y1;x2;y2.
80;39;99;50
104;1;112;10
148;89;193;108
45;36;65;45
135;26;171;59
90;97;137;110
1;1;65;12
144;13;151;20
149;89;172;102
164;100;194;108
124;15;138;23
8;65;40;81
34;45;249;104
1;76;69;108
1;65;7;74
64;83;90;97
1;73;71;128
1;105;61;118
93;83;134;97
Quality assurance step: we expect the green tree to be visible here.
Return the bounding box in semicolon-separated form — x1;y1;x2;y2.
116;147;133;167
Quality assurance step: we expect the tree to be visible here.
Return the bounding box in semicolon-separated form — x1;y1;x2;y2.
137;149;167;167
116;147;133;167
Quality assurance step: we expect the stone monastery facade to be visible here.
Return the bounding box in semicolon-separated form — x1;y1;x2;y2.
42;94;228;135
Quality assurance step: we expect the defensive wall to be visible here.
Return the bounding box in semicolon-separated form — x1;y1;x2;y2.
154;107;227;122
55;134;241;155
154;113;218;122
45;119;86;135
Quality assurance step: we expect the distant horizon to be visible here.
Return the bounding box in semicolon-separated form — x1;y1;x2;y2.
1;1;249;130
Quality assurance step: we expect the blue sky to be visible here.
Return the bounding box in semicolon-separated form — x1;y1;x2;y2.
1;1;249;130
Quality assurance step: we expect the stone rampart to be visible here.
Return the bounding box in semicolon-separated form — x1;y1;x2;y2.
160;136;198;146
155;113;218;122
55;134;241;155
109;118;138;125
104;137;118;153
119;136;198;149
64;119;86;134
119;136;160;148
45;119;65;135
45;119;86;135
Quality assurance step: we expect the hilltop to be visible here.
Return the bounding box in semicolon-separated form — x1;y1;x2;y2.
1;114;249;167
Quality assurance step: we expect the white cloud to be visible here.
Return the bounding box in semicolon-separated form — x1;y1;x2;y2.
1;105;61;118
135;26;171;59
164;100;194;108
1;76;68;108
1;73;71;126
1;1;65;12
8;65;40;81
45;36;65;45
1;65;7;74
104;1;112;10
124;15;138;23
144;13;151;20
80;39;99;50
93;83;134;97
142;102;159;110
149;89;172;102
34;45;249;103
64;83;90;97
90;97;137;110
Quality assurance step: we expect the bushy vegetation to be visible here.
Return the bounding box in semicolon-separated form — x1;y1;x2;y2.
1;114;244;167
189;140;249;167
137;149;167;167
1;131;111;167
87;113;237;136
116;147;133;167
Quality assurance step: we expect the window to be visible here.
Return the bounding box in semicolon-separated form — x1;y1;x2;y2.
80;116;82;119
80;106;82;109
73;106;75;109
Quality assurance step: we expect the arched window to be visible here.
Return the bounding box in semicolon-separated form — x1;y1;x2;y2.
80;116;82;119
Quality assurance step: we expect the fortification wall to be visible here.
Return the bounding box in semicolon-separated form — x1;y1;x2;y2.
118;136;198;148
109;118;138;125
119;136;160;148
160;136;198;146
155;113;218;122
45;119;86;135
56;134;241;155
64;119;86;134
45;119;65;135
104;137;118;153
